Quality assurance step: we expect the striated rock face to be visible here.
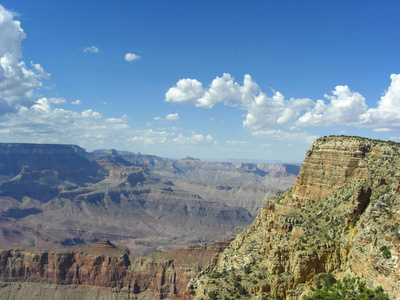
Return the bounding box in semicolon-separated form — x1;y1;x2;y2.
0;239;230;299
292;137;371;202
0;239;132;288
189;136;400;299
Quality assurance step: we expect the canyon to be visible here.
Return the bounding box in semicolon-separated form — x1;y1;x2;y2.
0;143;298;256
1;136;399;299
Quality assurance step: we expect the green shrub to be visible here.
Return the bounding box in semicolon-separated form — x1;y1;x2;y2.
305;277;389;300
244;265;251;274
208;290;218;300
322;273;336;287
380;246;392;259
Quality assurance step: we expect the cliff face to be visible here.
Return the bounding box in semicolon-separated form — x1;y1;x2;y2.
291;137;371;201
0;239;230;299
189;136;400;299
0;239;132;288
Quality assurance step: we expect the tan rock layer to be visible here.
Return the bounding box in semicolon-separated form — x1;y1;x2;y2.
292;137;371;202
188;136;400;299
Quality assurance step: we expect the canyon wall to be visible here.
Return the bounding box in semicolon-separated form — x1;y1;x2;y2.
0;238;230;299
189;136;400;299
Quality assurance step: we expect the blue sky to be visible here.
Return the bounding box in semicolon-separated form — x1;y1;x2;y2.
0;1;399;162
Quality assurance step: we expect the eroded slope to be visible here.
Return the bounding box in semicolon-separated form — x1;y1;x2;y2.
189;136;400;299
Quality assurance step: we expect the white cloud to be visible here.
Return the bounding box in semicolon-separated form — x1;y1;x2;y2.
0;97;215;149
172;133;216;145
165;113;179;121
125;53;141;62
165;78;205;105
166;73;400;137
83;46;99;53
252;129;319;144
296;85;368;127
363;74;400;131
0;5;49;115
72;99;82;105
48;97;66;104
166;73;313;130
129;129;171;145
296;74;400;132
81;109;102;118
226;140;251;146
153;113;179;121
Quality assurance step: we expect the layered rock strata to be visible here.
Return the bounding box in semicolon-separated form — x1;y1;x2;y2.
0;143;298;255
189;136;400;299
0;239;230;299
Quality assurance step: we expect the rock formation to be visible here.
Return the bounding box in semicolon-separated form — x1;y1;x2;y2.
188;136;400;299
0;143;298;255
0;239;231;299
1;136;399;299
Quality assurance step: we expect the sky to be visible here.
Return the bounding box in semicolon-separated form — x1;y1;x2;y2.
0;0;399;163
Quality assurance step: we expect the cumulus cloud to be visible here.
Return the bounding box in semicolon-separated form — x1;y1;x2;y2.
71;99;82;105
296;85;368;127
363;74;400;131
0;5;49;115
165;78;205;106
165;113;179;121
153;113;179;121
124;53;141;62
166;73;313;130
166;73;400;135
83;46;99;53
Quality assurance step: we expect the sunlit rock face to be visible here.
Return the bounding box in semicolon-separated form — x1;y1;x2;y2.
0;239;230;299
189;136;400;300
292;136;372;202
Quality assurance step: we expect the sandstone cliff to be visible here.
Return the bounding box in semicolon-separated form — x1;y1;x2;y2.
0;238;230;299
189;136;400;299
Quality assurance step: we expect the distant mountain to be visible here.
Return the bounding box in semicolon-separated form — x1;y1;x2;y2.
0;143;299;255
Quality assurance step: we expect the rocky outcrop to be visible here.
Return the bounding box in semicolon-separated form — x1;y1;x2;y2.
292;137;371;202
0;239;131;288
189;136;400;299
0;239;230;299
